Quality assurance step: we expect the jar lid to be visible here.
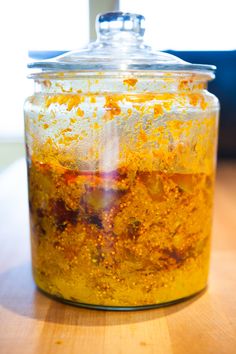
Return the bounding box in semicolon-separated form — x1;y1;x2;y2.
28;12;215;74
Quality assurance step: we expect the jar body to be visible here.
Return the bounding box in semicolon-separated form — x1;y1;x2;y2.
25;75;219;309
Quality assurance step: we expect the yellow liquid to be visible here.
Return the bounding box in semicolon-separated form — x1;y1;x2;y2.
29;160;213;307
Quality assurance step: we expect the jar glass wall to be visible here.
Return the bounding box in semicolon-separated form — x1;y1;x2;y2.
24;71;219;309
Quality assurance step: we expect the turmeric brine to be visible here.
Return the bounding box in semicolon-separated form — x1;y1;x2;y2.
29;161;213;307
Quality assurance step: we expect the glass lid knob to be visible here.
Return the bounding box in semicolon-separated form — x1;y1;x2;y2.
96;12;145;39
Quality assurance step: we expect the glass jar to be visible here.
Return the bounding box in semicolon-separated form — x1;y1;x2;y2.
25;12;219;310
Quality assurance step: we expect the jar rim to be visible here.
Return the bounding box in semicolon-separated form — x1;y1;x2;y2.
28;69;215;81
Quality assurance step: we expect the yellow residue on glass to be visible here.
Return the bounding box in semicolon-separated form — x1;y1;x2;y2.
163;101;173;111
139;129;148;143
38;114;44;121
154;104;164;118
58;134;79;145
102;111;113;121
104;96;121;116
127;108;132;116
76;107;84;117
70;118;77;124
90;96;97;103
188;93;208;110
178;79;192;91
55;82;73;93
45;94;84;111
123;78;138;87
91;122;100;130
61;128;72;134
42;80;52;88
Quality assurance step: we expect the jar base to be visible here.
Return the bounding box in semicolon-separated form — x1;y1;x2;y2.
37;286;206;311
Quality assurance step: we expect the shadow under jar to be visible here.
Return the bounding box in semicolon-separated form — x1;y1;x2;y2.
24;12;219;310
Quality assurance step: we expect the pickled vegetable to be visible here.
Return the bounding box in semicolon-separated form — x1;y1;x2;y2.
29;157;214;306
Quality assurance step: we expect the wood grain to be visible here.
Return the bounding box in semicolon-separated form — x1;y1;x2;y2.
0;159;236;354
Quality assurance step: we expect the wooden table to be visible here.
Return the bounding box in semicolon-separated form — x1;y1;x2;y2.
0;159;236;354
